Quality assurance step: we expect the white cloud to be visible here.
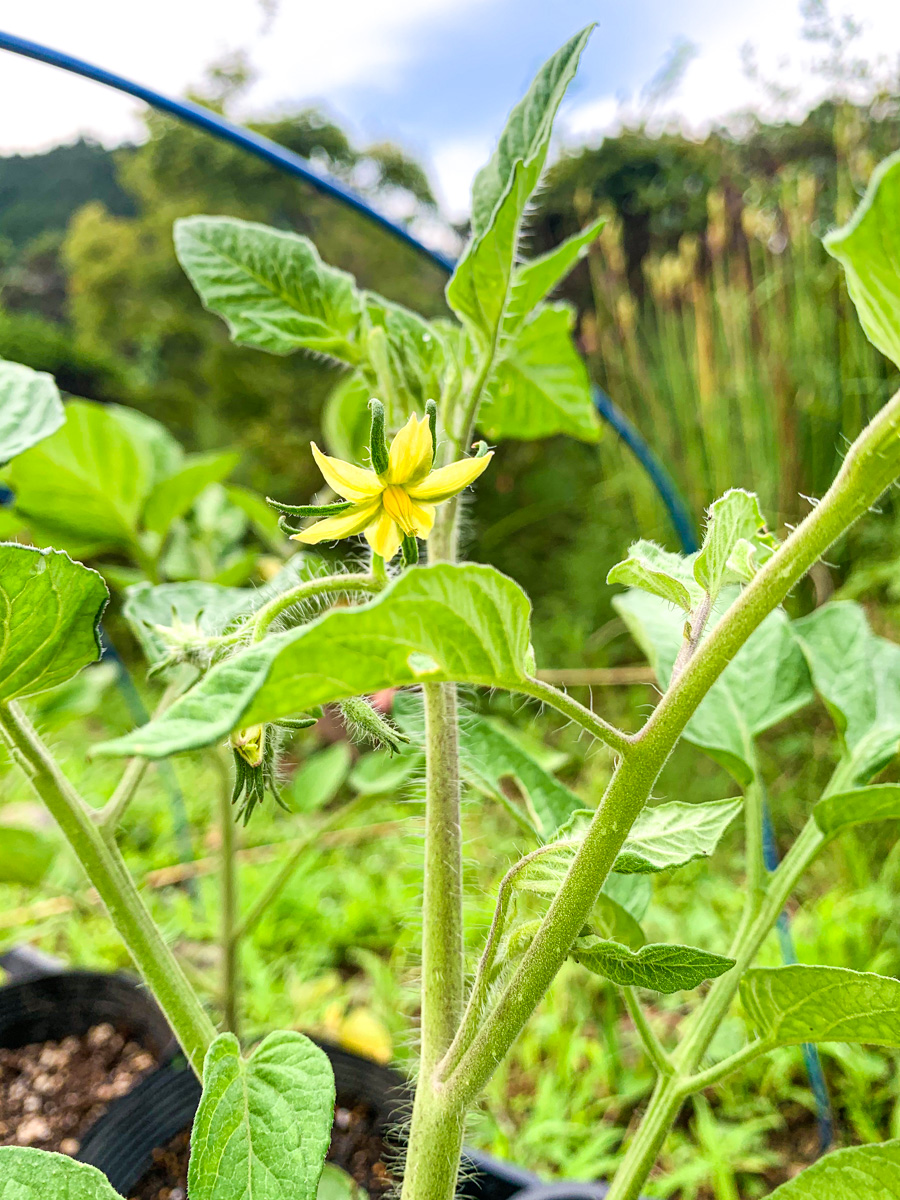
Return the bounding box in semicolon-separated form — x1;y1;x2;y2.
428;134;494;221
0;0;494;154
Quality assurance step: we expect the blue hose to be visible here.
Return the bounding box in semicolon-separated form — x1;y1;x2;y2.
0;28;697;553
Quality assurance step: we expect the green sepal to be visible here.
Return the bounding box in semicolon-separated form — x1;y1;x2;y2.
425;399;438;464
266;497;355;518
402;534;420;567
340;695;409;755
472;440;492;459
368;398;390;475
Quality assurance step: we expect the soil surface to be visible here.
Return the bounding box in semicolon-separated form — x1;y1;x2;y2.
129;1100;395;1199
0;1023;157;1155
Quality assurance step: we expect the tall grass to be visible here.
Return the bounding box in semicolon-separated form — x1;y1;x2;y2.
579;135;896;539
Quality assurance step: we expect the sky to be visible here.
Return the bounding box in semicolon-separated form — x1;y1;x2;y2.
1;0;899;219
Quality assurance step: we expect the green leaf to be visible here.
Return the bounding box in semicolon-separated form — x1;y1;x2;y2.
572;936;734;993
591;894;646;951
361;297;453;426
0;360;65;466
0;545;107;700
317;1165;361;1200
813;784;900;838
824;148;900;368
447;27;593;346
478;305;600;443
174;216;364;363
764;1141;900;1199
348;744;422;796
694;489;775;599
470;26;594;237
741;965;900;1047
123;579;255;667
602;872;652;922
0;825;55;885
607;539;701;611
795;601;900;784
95;563;532;759
225;485;288;555
290;743;353;813
322;371;371;463
188;1031;334;1200
5;400;157;549
0;1147;121;1199
142;451;240;538
505;218;606;331
392;691;582;838
616;592;813;784
616;797;743;874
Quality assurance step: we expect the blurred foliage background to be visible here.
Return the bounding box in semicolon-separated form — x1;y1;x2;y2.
3;10;900;668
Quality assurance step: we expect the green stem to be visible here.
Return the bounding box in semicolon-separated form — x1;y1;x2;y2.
519;675;632;757
232;794;371;943
443;389;900;1112
0;701;216;1073
97;756;149;837
419;681;465;1071
251;573;381;642
684;1038;775;1092
217;753;240;1037
623;987;673;1076
605;1077;685;1200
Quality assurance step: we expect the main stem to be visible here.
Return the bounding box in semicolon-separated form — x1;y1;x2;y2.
218;755;240;1037
0;701;216;1074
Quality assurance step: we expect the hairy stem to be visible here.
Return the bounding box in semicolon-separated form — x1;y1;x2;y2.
519;675;632;756
217;753;240;1037
0;701;216;1073
251;573;382;641
623;987;673;1076
442;389;900;1114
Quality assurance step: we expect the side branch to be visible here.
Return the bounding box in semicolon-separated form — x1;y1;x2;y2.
519;676;633;756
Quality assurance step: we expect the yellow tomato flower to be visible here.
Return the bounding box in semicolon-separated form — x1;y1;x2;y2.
293;412;493;561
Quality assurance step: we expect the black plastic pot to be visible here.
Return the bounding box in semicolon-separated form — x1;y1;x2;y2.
79;1041;545;1199
0;966;173;1060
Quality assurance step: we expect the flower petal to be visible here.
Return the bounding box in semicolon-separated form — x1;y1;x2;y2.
387;414;433;485
364;509;404;561
406;451;494;503
291;501;381;544
311;443;383;502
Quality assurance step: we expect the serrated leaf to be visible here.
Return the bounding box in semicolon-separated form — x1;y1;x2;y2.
741;965;900;1048
0;1147;121;1199
572;936;734;993
0;545;107;700
795;601;900;785
174;216;364;363
470;26;594;237
478;305;600;443
505;218;605;331
764;1141;900;1199
824;148;900;368
616;592;813;785
616;797;743;873
392;691;582;838
5;400;157;549
813;784;900;838
0;825;55;886
142;451;240;537
607;540;700;611
694;489;775;598
189;1031;334;1200
95;563;532;759
0;359;65;466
